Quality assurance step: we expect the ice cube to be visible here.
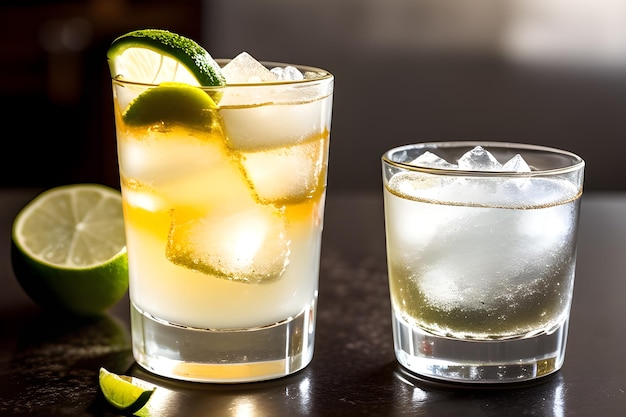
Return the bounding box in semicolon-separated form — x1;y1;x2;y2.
407;146;533;174
221;97;332;150
118;127;225;185
501;154;531;173
270;66;304;81
414;208;527;310
241;138;326;204
121;179;168;213
219;52;329;105
457;146;502;171
166;203;290;283
415;201;572;314
409;151;457;169
221;52;277;84
119;124;259;211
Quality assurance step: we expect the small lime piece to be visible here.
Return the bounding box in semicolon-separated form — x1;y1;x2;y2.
107;28;225;87
11;184;128;316
123;82;218;129
99;367;155;415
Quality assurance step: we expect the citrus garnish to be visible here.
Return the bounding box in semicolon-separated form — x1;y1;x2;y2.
11;184;128;316
123;82;219;129
107;28;225;87
99;367;155;415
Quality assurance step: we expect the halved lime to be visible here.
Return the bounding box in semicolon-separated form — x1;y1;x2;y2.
11;184;128;316
99;367;155;415
123;82;219;129
107;29;225;87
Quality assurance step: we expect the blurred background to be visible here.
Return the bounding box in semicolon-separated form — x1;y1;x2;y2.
2;0;625;192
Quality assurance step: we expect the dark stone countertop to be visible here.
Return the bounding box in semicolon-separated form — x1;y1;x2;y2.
1;189;625;416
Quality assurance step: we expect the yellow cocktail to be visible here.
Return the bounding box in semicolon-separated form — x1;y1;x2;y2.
109;30;333;382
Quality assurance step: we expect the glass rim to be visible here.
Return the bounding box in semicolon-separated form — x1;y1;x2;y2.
111;59;333;88
382;141;585;178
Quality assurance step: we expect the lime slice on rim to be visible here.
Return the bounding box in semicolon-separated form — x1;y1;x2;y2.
11;184;128;316
107;29;225;87
99;367;156;415
123;82;219;129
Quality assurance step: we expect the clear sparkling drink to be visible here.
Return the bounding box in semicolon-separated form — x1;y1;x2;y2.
382;142;584;384
112;61;333;382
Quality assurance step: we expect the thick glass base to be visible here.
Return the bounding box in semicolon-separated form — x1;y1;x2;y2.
392;309;568;384
131;300;316;383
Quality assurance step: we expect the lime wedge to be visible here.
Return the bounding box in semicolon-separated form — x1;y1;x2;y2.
11;184;128;316
99;367;155;415
123;82;219;129
107;29;225;87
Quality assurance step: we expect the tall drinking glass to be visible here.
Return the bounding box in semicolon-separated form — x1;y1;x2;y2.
382;142;584;383
111;62;333;383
